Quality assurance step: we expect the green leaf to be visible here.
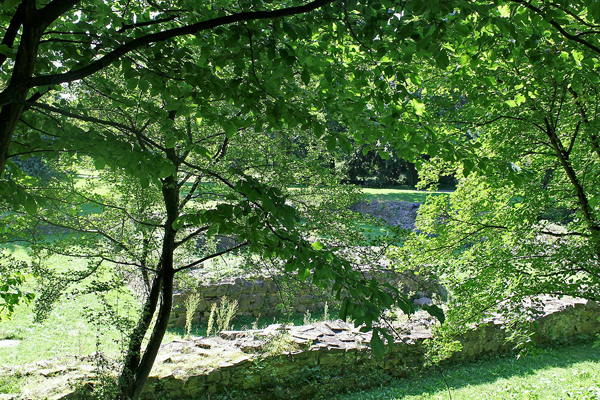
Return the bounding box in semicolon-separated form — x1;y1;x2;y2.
423;304;445;324
2;0;20;11
463;159;475;177
0;44;12;56
158;163;175;178
224;121;237;138
370;329;385;357
339;297;350;320
301;68;311;85
434;49;450;69
589;2;600;23
311;241;324;251
298;266;310;280
411;98;426;116
24;197;37;215
326;135;336;152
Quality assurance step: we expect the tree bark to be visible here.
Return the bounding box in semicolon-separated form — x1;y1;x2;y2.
544;118;600;253
119;169;179;400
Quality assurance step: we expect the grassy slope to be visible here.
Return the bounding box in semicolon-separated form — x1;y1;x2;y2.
0;245;140;366
331;341;600;400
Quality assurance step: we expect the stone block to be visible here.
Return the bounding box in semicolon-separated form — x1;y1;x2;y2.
229;284;243;297
175;315;186;327
250;295;265;310
221;370;231;384
216;284;230;297
238;294;252;311
266;296;279;308
206;370;222;383
296;305;307;313
202;285;218;297
243;375;261;389
161;377;183;391
586;300;599;309
319;353;342;367
207;385;218;394
241;281;255;294
185;374;207;388
254;280;267;293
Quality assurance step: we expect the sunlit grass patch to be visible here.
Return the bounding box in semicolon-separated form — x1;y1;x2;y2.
330;341;600;400
362;188;450;203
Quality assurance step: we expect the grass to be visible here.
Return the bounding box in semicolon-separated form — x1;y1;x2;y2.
0;293;135;365
331;341;600;400
0;246;141;366
362;188;450;203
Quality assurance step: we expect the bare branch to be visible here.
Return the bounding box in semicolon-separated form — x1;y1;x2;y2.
175;240;249;272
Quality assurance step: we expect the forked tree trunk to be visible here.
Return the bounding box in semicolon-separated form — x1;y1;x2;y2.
118;172;179;400
123;270;174;400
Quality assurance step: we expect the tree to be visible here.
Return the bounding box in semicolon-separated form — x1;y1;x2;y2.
10;39;417;397
390;0;600;348
4;0;600;394
1;1;443;396
341;144;420;187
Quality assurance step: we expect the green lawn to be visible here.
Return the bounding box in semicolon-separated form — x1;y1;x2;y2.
331;341;600;400
0;246;141;365
362;188;450;203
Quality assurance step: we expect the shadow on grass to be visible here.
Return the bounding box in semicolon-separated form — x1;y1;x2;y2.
332;340;600;400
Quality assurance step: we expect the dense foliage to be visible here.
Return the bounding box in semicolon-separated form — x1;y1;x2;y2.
390;0;600;347
2;0;600;397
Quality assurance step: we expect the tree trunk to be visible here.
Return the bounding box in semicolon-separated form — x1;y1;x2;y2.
126;269;174;400
545;118;600;254
405;162;419;187
118;171;180;399
0;1;47;174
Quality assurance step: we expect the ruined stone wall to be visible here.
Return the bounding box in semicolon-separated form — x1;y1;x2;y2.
168;276;335;328
145;299;600;400
168;270;433;328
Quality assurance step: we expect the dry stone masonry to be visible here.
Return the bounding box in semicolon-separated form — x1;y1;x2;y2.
141;298;600;399
12;297;593;400
168;201;426;328
168;269;439;328
2;298;597;399
349;200;421;230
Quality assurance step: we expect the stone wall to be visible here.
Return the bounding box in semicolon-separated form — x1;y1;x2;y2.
169;276;333;328
143;298;600;400
168;201;427;328
168;270;437;328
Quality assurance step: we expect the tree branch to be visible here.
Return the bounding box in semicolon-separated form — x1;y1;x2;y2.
23;0;336;89
174;225;209;248
117;15;178;32
174;240;249;272
0;2;25;67
510;0;600;56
